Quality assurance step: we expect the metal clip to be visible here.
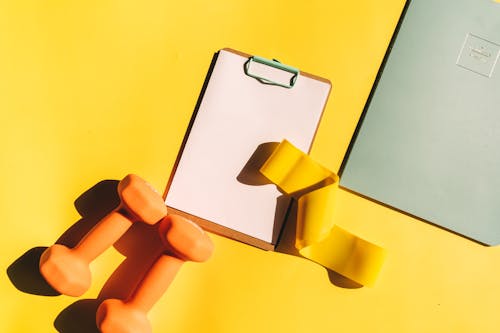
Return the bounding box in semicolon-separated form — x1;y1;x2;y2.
244;55;299;88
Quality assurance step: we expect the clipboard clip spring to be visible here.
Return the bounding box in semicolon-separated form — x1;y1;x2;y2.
244;55;299;89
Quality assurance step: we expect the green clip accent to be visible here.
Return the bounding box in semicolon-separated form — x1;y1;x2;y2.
244;55;299;88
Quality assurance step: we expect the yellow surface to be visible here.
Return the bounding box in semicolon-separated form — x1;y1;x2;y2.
260;140;385;286
2;1;500;332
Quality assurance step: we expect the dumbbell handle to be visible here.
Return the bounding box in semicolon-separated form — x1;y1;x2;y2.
73;210;132;262
127;254;184;313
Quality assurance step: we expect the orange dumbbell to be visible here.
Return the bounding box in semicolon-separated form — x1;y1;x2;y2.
96;214;214;333
39;174;168;297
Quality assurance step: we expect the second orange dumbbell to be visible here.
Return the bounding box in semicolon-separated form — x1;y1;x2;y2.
96;214;214;333
39;174;168;297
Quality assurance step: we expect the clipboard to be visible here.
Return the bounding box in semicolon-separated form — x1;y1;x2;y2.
164;48;331;250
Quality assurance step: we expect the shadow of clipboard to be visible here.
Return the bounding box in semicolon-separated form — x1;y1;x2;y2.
163;48;331;250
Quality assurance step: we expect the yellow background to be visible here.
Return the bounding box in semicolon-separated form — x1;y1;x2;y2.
1;0;499;332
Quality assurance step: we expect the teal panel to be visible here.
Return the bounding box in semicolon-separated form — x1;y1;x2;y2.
341;0;500;245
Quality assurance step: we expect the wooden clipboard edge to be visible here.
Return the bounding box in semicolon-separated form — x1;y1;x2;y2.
222;47;332;87
163;50;220;200
163;47;332;251
167;206;276;251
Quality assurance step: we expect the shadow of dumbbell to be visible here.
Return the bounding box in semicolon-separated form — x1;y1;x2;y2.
6;179;121;296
